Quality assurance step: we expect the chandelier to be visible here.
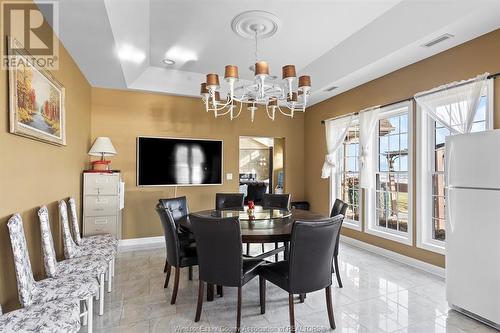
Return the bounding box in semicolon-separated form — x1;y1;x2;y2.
200;11;311;122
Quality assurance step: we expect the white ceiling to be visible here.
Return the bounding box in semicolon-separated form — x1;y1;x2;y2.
38;0;500;105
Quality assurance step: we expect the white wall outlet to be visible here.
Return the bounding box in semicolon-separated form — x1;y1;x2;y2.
226;173;233;180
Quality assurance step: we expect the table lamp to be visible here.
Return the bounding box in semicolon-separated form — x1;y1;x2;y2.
88;137;117;171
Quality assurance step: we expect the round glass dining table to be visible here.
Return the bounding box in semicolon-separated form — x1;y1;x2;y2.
178;206;325;302
179;206;325;243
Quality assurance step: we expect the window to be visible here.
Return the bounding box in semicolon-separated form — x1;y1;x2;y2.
331;120;362;230
417;81;493;253
366;103;413;244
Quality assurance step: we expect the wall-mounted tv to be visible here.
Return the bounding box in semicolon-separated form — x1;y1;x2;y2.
137;136;223;186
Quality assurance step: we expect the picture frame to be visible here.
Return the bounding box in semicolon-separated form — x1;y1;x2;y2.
7;36;66;146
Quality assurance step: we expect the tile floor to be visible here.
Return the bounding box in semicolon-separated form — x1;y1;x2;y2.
83;243;498;333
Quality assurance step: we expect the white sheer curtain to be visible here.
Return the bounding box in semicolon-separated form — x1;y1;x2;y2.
358;106;380;189
321;115;354;179
414;73;489;134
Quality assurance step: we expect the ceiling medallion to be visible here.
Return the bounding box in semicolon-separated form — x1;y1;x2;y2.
200;10;311;122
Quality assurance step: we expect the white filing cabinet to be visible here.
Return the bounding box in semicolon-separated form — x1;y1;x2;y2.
83;172;123;239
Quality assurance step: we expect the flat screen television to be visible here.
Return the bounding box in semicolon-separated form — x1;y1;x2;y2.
137;136;223;186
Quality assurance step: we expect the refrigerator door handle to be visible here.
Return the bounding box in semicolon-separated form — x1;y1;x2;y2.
446;188;454;233
445;143;454;188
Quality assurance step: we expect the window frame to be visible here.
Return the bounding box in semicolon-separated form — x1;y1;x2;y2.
365;101;414;245
330;117;362;231
416;79;494;254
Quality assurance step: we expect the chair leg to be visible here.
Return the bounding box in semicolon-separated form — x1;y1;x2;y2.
325;286;336;329
284;242;289;260
261;243;265;252
188;266;193;280
107;260;113;293
195;280;204;322
259;276;266;314
274;242;279;261
170;267;180;305
299;293;305;303
87;296;93;333
164;264;171;288
82;299;88;326
246;243;250;255
207;284;214;301
163;259;168;272
334;255;343;288
217;285;223;297
99;273;105;316
236;286;242;332
288;293;295;333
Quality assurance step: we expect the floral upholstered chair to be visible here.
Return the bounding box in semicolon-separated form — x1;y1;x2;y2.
68;197;118;252
7;213;98;333
0;299;81;333
38;205;108;315
59;200;115;292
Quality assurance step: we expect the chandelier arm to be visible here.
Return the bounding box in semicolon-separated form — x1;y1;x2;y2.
213;106;233;117
277;104;294;118
265;104;274;120
232;102;243;119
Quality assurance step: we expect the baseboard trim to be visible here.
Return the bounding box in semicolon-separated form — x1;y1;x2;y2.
340;235;445;278
118;236;165;252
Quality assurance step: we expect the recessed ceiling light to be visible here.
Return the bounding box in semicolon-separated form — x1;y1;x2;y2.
117;44;145;64
164;47;197;64
163;58;175;65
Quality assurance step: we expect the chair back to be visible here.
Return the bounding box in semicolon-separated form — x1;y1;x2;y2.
215;193;244;210
156;204;181;267
159;196;189;226
67;198;82;245
245;183;267;204
262;193;291;210
7;214;36;307
189;214;243;287
288;216;343;294
330;199;348;256
38;206;58;278
330;199;348;217
59;200;80;259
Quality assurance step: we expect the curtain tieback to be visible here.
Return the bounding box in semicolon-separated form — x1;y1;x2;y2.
360;147;369;167
324;153;336;167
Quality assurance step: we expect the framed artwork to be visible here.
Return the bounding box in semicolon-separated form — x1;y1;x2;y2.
8;37;66;146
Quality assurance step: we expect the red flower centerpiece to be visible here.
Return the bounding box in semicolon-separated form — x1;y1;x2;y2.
247;201;255;218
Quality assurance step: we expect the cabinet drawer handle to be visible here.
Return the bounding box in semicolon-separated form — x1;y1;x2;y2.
94;218;108;225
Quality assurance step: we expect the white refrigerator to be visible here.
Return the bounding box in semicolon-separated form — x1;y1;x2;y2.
445;129;500;328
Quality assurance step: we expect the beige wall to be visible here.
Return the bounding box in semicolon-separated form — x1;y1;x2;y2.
273;138;285;191
0;0;91;310
304;29;500;268
90;88;305;239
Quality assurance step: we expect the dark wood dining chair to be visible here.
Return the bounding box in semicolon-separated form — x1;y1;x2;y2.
330;198;349;288
261;193;291;259
215;193;244;210
159;196;195;279
190;214;265;332
259;216;343;332
155;204;198;304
